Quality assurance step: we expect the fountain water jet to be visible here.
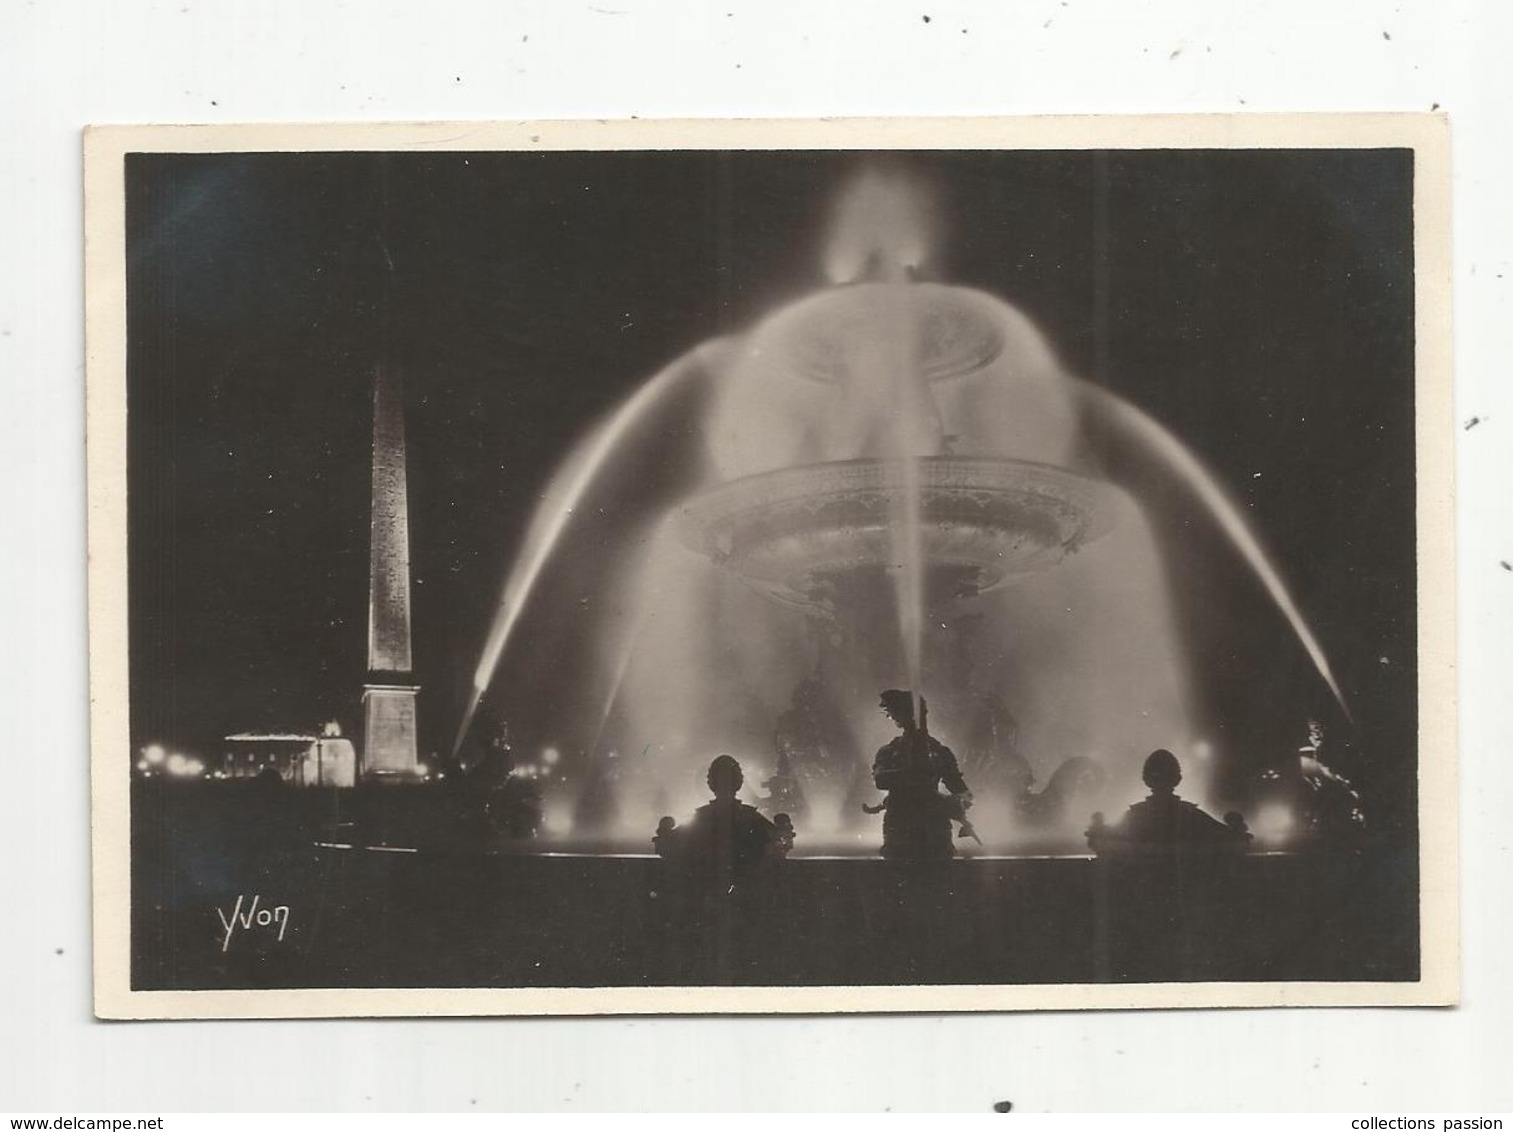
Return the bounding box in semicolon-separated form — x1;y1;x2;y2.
454;343;727;756
589;528;666;755
1070;377;1351;721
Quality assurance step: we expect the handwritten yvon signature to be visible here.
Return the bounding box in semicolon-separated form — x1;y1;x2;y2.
216;894;291;952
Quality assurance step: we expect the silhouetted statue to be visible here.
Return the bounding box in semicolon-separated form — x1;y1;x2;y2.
948;683;1107;831
954;683;1029;791
1253;720;1366;844
470;716;515;788
1295;720;1367;839
771;813;796;858
1223;811;1254;847
657;755;791;889
1019;755;1107;826
757;742;809;824
471;718;542;839
653;816;679;858
1086;749;1248;857
773;676;855;806
869;690;974;860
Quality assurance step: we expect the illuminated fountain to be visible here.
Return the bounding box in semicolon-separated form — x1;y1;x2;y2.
458;168;1346;852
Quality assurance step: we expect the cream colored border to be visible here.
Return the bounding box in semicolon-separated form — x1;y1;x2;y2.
86;114;1456;1020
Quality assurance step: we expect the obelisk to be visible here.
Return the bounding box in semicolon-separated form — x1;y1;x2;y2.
362;362;420;778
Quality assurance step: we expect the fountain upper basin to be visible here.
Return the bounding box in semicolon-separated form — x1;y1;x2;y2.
764;282;1012;383
677;457;1124;615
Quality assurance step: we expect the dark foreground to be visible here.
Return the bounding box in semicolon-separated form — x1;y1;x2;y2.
130;782;1419;991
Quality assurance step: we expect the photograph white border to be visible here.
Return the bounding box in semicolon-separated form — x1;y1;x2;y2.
85;113;1457;1020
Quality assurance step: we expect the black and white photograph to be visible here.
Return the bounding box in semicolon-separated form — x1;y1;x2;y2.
86;117;1454;1018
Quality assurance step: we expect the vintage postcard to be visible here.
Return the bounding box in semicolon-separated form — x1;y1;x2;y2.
86;116;1456;1019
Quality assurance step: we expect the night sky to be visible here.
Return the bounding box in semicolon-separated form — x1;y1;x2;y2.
124;147;1417;829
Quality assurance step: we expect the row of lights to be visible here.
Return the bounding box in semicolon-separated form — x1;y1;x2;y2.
505;745;561;781
135;743;206;778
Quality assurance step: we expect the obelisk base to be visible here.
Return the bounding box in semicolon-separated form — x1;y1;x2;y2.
361;682;420;779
